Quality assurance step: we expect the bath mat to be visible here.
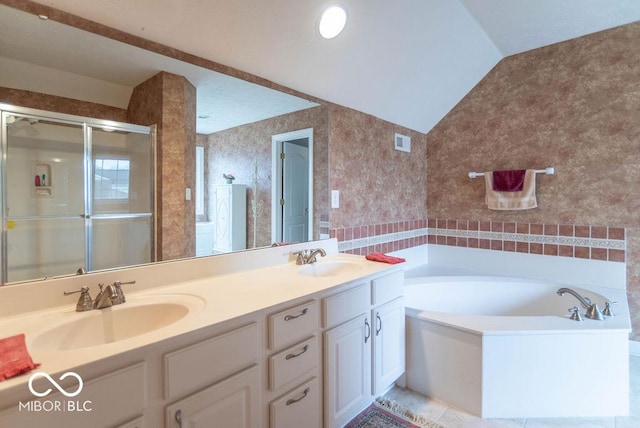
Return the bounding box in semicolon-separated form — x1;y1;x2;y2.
345;398;446;428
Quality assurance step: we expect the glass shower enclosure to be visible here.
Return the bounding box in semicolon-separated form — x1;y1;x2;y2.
0;104;155;284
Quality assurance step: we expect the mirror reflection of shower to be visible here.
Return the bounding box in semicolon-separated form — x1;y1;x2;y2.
1;105;156;284
6;115;40;137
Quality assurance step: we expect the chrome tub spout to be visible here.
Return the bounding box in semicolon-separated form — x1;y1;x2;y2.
557;287;604;320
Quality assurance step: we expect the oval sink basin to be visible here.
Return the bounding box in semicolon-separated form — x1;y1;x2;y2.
298;261;363;277
31;294;205;351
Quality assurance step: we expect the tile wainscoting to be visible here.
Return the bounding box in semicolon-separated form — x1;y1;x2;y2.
331;219;428;254
332;218;626;263
427;219;626;263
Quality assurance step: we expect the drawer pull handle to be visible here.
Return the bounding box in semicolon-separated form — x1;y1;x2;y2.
286;344;310;360
376;312;382;336
286;387;310;406
175;409;183;428
284;308;308;321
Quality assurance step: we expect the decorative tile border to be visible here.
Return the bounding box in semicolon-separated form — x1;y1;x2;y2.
331;218;626;263
427;219;626;263
332;218;626;262
331;219;428;255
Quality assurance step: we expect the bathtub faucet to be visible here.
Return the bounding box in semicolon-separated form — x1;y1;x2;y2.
556;287;605;320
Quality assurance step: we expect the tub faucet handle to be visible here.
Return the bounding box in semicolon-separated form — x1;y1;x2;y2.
568;306;583;322
603;301;617;317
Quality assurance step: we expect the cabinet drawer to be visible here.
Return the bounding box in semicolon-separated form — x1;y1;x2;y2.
323;282;369;329
270;377;321;428
371;270;404;306
269;336;319;391
164;323;258;400
269;300;318;350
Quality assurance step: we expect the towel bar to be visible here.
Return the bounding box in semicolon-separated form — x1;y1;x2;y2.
468;167;554;179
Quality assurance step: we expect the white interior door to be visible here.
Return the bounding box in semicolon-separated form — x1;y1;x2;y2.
271;128;313;244
283;140;309;242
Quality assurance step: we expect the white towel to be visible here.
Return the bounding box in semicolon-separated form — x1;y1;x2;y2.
484;169;537;210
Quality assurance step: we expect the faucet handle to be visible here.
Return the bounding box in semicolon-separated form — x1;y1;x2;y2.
112;280;136;304
568;306;583;322
292;250;309;265
603;301;617;317
64;286;93;312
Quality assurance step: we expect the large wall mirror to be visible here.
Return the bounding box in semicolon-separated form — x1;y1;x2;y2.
0;2;330;285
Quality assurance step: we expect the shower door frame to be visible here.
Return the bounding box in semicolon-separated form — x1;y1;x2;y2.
0;103;156;284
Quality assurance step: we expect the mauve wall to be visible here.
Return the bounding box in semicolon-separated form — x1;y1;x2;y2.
329;104;428;254
206;106;329;248
0;87;127;121
426;22;640;338
126;71;197;261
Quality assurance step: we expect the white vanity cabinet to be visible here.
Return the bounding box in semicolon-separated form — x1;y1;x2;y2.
265;300;322;428
212;184;246;253
165;365;259;428
322;270;405;428
323;282;371;428
163;323;260;428
0;244;405;428
371;271;405;396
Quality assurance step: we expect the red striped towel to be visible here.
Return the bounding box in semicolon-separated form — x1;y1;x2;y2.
365;252;406;264
0;334;40;381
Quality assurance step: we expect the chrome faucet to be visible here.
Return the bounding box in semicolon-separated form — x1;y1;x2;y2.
93;283;118;309
64;279;136;311
293;248;327;265
557;287;605;320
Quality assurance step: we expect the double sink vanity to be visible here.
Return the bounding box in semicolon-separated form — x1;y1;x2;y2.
0;238;405;428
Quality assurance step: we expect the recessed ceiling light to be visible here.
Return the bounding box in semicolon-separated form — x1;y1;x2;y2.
318;5;347;39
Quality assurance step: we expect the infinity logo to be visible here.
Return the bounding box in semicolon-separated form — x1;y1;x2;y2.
28;372;84;398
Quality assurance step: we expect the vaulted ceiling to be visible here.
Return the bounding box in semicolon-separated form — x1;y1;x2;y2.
21;0;640;133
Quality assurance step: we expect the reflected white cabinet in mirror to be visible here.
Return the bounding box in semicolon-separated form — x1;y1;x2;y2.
212;184;246;254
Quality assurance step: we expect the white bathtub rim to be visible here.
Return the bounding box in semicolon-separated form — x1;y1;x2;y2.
404;275;631;336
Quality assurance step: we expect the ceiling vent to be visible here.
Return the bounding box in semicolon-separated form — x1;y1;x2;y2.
395;133;411;153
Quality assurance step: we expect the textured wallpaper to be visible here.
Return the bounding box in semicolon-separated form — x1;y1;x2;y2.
329;104;428;228
426;22;640;338
206;106;329;248
128;71;196;261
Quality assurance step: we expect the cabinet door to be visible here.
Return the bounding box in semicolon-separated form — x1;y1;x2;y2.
324;313;372;428
373;297;405;395
165;365;259;428
213;186;232;251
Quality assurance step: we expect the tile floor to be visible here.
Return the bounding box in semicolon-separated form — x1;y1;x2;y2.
383;355;640;428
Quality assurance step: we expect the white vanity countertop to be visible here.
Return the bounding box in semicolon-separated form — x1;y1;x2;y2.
0;246;400;394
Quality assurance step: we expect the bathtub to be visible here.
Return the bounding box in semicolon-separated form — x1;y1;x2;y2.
403;275;631;418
